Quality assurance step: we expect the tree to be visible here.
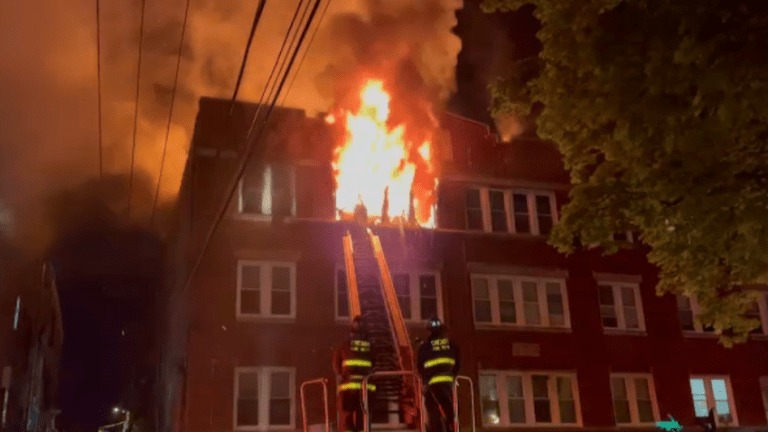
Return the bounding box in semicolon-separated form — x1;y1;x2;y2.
482;0;768;346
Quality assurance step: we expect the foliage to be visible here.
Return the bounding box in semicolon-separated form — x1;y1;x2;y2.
482;0;768;345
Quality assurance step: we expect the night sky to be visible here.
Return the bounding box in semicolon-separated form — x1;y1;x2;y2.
51;2;539;430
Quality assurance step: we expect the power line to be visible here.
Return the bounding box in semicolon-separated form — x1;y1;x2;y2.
127;0;147;217
228;0;268;116
271;0;313;104
95;0;104;182
180;0;322;301
280;0;332;107
241;0;308;142
149;0;193;228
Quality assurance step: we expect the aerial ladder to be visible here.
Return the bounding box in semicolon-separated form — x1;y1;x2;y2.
300;223;475;432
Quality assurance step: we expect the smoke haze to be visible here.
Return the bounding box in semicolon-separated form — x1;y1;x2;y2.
0;0;463;253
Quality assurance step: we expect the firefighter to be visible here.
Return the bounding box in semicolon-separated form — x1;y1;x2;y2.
418;317;460;432
695;408;717;431
334;315;376;432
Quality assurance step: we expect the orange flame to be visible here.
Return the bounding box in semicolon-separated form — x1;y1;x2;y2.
331;80;436;227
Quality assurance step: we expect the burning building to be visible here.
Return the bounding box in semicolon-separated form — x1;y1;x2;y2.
158;82;768;432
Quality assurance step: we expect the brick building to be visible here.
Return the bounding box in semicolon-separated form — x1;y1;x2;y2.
0;237;63;432
158;97;768;432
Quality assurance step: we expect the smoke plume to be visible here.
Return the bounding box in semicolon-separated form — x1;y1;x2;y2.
0;0;463;253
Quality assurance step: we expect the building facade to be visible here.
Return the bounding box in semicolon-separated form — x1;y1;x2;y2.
0;240;63;432
159;97;768;432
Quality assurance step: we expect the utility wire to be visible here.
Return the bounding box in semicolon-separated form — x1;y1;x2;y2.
180;0;322;300
241;0;307;143
271;0;313;106
95;0;104;182
280;0;332;107
127;0;147;217
150;0;193;227
228;0;268;116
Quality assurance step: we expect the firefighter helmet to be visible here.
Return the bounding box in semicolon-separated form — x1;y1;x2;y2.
427;316;443;331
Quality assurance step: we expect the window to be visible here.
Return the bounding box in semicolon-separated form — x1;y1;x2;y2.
689;376;737;426
489;190;508;232
471;275;570;328
336;268;442;322
234;367;295;430
613;231;635;243
465;189;484;231
237;261;296;319
676;295;715;333
479;371;580;426
745;293;768;335
239;164;296;218
463;187;557;236
610;374;658;425
12;296;20;330
597;283;645;331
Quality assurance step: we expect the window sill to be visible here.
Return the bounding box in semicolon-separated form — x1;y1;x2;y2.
236;315;296;324
234;213;297;222
481;423;582;428
458;229;550;239
603;329;647;337
335;317;434;326
474;324;572;333
234;425;295;431
682;331;719;339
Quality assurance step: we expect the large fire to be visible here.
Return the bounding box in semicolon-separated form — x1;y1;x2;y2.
329;80;437;228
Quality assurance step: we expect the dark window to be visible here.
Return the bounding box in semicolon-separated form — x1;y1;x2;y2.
237;372;259;426
676;295;695;331
419;275;438;319
473;278;492;323
269;372;291;425
532;375;552;422
489;190;508;232
240;265;261;315
535;195;553;235
599;285;618;328
271;266;292;315
512;194;530;233
466;189;484;230
393;274;411;319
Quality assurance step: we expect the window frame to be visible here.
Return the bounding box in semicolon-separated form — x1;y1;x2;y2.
236;260;297;320
237;164;297;220
746;293;768;336
335;266;443;323
688;375;738;427
609;373;660;426
471;274;571;329
233;366;296;431
478;370;582;427
463;187;558;236
676;295;716;335
597;282;646;333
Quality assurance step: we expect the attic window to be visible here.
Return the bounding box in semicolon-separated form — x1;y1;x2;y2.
239;164;296;218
